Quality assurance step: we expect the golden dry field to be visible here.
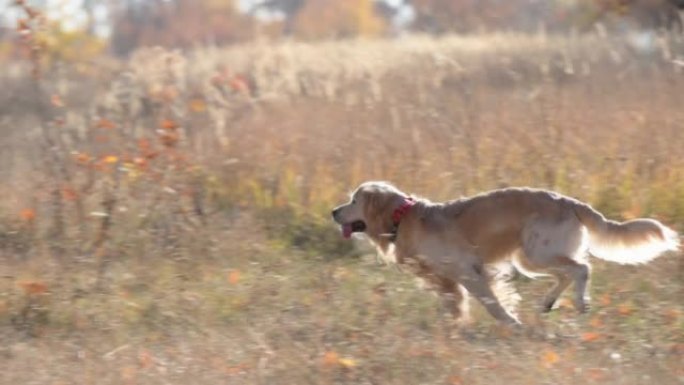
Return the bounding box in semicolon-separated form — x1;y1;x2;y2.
0;33;683;384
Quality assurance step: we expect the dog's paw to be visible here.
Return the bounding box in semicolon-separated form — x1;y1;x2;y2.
574;298;591;314
541;300;556;313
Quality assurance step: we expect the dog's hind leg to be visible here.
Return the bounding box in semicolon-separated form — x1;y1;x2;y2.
541;273;572;312
568;262;591;313
544;260;590;313
549;260;591;313
522;216;592;313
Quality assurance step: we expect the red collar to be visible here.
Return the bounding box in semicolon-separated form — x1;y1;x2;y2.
392;197;415;226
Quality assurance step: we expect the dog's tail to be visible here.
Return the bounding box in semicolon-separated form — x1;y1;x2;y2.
572;202;679;264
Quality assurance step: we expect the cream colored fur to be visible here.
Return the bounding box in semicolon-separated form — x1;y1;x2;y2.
332;181;679;325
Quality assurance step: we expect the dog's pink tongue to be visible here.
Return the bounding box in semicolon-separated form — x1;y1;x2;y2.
341;224;353;239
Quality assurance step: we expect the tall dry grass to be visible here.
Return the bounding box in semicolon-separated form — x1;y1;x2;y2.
0;32;682;384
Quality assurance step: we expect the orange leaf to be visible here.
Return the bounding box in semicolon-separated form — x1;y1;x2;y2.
589;317;604;328
228;270;241;285
189;99;207;113
671;343;684;355
103;155;119;164
448;375;463;385
73;152;91;165
321;351;357;369
581;332;601;342
541;350;560;367
338;357;357;368
322;351;339;367
160;119;178;130
138;138;158;159
62;186;78;201
158;131;179;147
599;293;611;306
144;150;159;160
617;303;633;316
20;208;36;222
50;94;64;107
96;118;117;129
556;297;574;309
663;309;680;324
139;349;154;369
230;75;250;95
17;18;29;32
225;362;250;375
586;368;607;381
160;86;178;102
18;280;48;295
133;157;148;169
138;138;151;150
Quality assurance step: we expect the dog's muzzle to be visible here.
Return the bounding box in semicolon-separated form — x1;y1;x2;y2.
341;220;366;239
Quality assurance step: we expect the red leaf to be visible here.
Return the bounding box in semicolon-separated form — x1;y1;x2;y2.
96;118;117;129
62;186;78;201
581;332;601;342
51;94;64;107
18;280;47;295
228;270;241;285
160;119;178;130
20;208;36;222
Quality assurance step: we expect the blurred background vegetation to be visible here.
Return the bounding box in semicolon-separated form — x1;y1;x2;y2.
0;1;682;384
1;0;684;58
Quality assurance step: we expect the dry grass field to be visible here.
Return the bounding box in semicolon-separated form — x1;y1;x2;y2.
0;32;683;384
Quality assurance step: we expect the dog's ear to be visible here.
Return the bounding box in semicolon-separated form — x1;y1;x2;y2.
363;190;380;217
362;189;400;254
363;189;395;220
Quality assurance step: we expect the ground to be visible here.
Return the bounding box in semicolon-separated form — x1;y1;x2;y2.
0;33;683;384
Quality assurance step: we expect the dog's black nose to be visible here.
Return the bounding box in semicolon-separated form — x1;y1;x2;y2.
331;208;340;219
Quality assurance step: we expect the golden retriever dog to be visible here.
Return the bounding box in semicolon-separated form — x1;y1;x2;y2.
332;181;679;325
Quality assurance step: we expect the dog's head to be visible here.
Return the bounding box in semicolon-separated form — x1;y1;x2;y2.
331;181;408;243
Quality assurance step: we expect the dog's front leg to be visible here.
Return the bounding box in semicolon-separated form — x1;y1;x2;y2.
457;264;520;325
437;278;471;324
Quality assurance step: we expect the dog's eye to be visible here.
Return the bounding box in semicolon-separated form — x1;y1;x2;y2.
352;199;357;204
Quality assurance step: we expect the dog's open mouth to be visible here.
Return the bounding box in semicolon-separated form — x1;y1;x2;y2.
341;220;366;239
